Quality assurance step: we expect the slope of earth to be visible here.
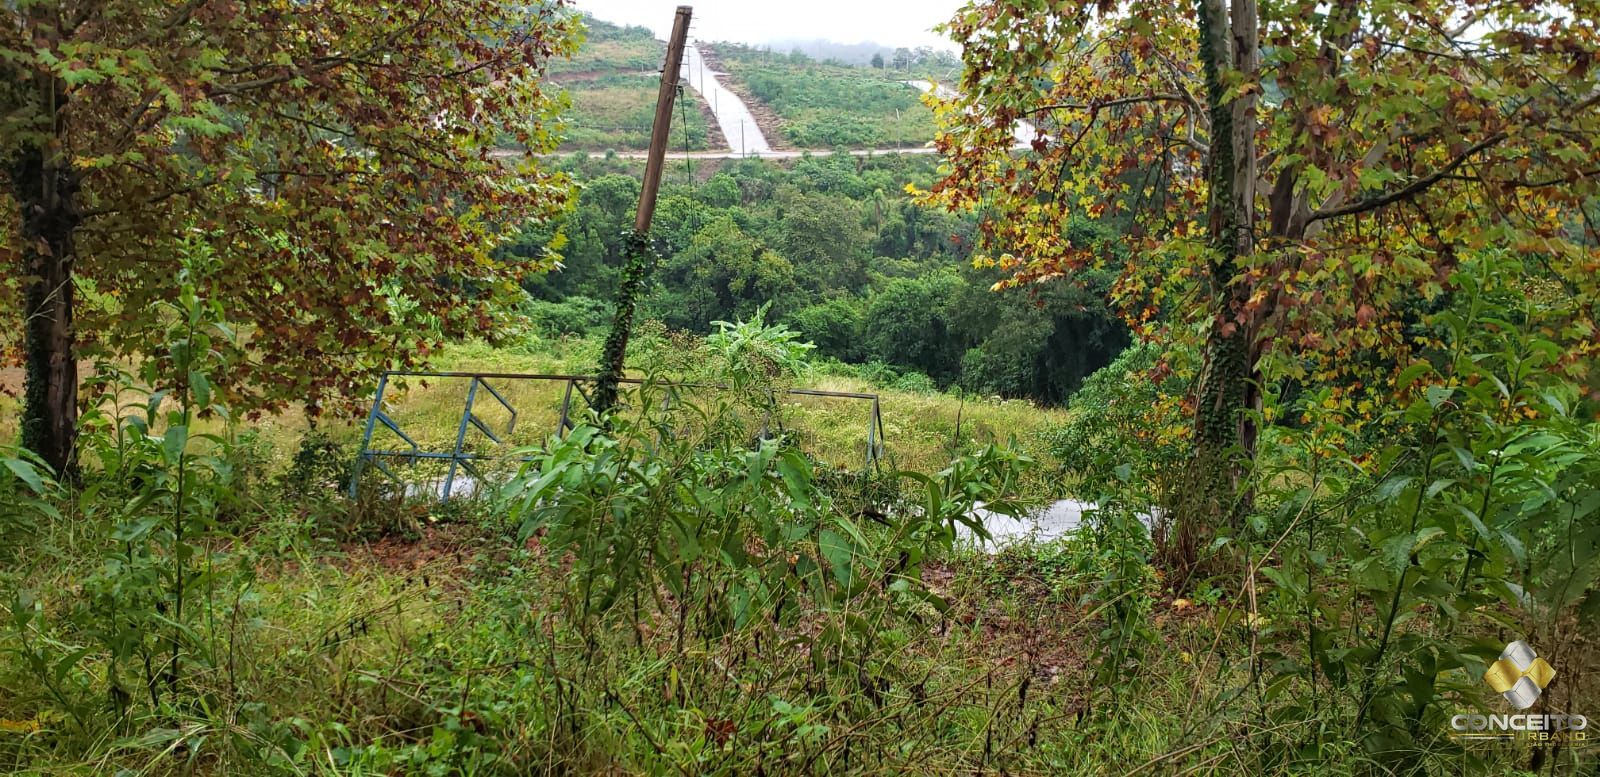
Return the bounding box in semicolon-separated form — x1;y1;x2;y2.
550;17;724;152
706;43;937;150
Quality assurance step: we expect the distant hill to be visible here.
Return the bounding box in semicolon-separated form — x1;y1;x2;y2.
546;16;945;153
551;15;662;75
706;43;938;148
746;39;961;72
758;39;890;67
551;16;718;152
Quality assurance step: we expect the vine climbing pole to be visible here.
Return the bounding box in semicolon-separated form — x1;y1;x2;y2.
594;5;692;415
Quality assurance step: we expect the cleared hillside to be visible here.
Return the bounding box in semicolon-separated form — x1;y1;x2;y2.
706;43;938;149
552;18;722;152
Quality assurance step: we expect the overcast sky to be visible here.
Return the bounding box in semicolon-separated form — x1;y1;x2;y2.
571;0;966;50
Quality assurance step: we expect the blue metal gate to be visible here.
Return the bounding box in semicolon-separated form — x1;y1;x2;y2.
349;370;886;501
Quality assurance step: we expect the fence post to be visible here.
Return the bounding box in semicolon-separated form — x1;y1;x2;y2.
558;378;576;436
866;396;883;468
443;378;481;500
349;372;390;498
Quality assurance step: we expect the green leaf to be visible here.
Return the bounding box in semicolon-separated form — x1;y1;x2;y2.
162;425;189;465
819;529;855;587
53;646;91;685
1375;475;1413;502
776;450;814;512
3;457;48;495
189;371;212;409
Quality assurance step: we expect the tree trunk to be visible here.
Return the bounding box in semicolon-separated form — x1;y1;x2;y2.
11;143;81;480
1168;0;1259;576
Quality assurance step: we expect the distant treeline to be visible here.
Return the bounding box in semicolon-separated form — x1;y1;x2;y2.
754;39;961;70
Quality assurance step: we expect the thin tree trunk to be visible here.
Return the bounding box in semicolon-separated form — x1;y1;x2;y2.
1170;0;1259;575
11;132;81;478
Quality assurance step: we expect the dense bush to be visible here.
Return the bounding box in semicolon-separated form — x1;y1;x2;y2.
521;295;612;337
7;255;256;734
787;297;866;362
1240;256;1600;770
1041;341;1189;502
860;272;968;383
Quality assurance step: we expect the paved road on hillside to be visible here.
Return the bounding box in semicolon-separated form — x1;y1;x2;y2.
492;70;1033;161
680;44;772;157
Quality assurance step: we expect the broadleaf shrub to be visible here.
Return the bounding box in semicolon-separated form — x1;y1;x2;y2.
1042;341;1188;503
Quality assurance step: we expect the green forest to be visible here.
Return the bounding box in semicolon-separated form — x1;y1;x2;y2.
1;1;1598;776
514;152;1129;404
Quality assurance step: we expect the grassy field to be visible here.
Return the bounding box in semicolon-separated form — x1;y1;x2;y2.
551;17;662;76
0;337;1561;775
710;46;937;149
0;334;1067;496
0;481;1254;775
336;337;1067;491
556;75;718;153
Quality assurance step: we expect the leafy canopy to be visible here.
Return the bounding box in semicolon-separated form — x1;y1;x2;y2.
1;0;582;415
921;0;1600;411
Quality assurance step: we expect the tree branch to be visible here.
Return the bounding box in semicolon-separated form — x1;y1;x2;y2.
1024;93;1191;116
1306;132;1505;224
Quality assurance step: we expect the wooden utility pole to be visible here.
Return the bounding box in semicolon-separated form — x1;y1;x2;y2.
594;5;691;415
634;5;692;232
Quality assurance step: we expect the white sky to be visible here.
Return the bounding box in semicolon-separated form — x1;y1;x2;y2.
571;0;966;50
